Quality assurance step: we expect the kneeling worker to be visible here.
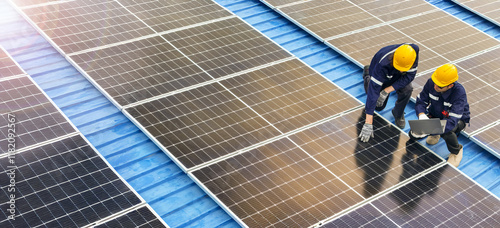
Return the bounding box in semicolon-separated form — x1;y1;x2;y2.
359;43;419;142
412;63;470;167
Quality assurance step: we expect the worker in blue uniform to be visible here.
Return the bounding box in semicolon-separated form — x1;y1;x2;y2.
359;43;419;142
411;64;470;167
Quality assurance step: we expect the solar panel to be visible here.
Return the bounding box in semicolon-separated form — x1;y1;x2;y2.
455;47;500;90
473;123;500;156
9;0;61;8
0;76;76;151
0;47;24;78
191;109;443;227
220;59;361;133
70;35;213;106
20;0;155;54
350;0;436;22
288;108;442;198
277;0;381;39
324;165;500;227
262;0;304;8
161;17;292;78
0;134;143;227
390;10;500;62
327;25;448;70
453;0;500;26
119;0;233;33
125;82;282;170
94;206;166;228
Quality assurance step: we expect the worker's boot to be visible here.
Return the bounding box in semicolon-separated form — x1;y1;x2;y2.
426;135;440;145
447;145;463;167
392;110;405;128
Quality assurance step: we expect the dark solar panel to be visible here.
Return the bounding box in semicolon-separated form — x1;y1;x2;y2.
0;47;24;78
220;59;361;133
321;204;397;228
119;0;233;33
192;137;365;228
278;0;380;39
454;0;500;26
474;124;500;155
125;83;282;169
21;0;155;54
289;108;442;198
456;47;500;90
162;17;292;78
0;135;142;227
192;109;443;227
324;165;500;227
0;76;75;152
350;0;436;22
70;35;213;106
391;10;499;62
94;206;166;228
327;25;448;71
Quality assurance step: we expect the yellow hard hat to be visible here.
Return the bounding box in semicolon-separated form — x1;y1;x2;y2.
432;64;458;87
393;44;416;72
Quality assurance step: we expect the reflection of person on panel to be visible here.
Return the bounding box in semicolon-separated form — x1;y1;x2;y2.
355;109;397;198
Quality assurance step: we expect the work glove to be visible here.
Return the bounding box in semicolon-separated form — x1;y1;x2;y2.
418;113;429;120
359;123;374;142
410;130;427;139
376;90;388;108
410;114;429;139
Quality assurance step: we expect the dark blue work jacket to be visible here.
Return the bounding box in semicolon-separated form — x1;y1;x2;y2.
415;78;470;133
365;43;419;115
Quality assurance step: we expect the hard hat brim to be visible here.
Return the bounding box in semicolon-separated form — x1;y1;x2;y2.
394;63;411;72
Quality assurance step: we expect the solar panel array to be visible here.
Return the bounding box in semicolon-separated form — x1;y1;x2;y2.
323;165;500;227
0;47;165;227
9;0;500;227
453;0;500;27
261;0;500;153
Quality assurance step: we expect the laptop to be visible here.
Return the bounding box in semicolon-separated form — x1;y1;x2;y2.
408;118;447;135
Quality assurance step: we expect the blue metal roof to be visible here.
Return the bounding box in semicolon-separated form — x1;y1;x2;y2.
1;0;499;227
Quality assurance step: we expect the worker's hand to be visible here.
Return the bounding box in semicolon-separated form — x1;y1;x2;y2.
418;113;429;120
376;90;388;107
410;130;427;139
359;123;374;142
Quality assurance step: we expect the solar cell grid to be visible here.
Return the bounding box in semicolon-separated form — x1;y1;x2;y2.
220;59;361;133
125;82;282;169
10;0;62;8
288;108;442;198
454;0;500;26
279;0;381;39
192;137;365;228
350;0;436;22
327;26;448;71
0;76;75;152
323;165;500;227
70;35;212;106
0;135;142;227
95;206;166;228
474;124;500;156
455;47;500;90
0;47;24;78
21;0;155;54
119;0;233;33
161;17;291;78
391;10;500;62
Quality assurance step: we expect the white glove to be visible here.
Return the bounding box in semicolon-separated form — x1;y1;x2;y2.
410;130;427;139
419;113;429;120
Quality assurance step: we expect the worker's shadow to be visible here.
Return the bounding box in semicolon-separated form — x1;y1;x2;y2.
354;110;398;198
389;137;444;213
